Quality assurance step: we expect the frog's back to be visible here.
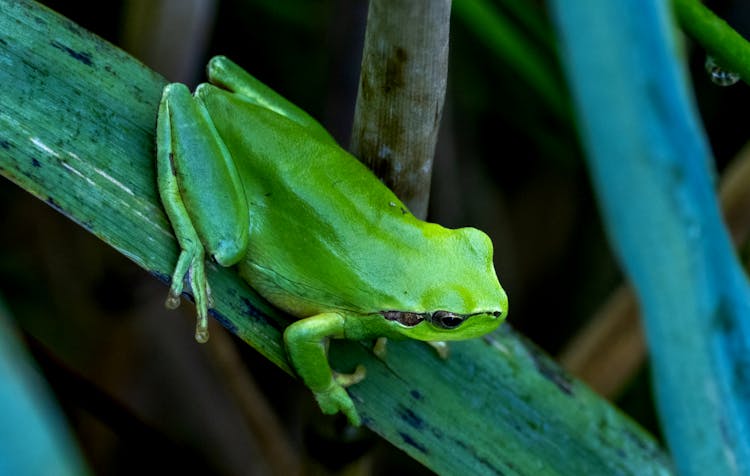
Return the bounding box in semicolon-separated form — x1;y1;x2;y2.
203;88;499;317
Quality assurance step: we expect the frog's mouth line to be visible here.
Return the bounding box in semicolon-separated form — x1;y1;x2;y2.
379;310;502;329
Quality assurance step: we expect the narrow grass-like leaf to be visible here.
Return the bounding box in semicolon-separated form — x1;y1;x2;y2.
453;0;569;121
0;297;91;476
552;1;750;474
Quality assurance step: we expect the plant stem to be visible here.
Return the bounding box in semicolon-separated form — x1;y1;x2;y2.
674;0;750;85
350;0;450;219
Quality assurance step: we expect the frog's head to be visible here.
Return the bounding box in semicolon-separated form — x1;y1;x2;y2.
381;226;508;341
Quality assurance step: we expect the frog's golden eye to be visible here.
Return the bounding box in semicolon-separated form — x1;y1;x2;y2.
431;310;464;329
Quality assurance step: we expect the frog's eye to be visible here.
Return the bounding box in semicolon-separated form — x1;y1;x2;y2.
431;311;464;329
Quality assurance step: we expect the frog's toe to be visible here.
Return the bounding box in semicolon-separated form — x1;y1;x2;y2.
333;365;366;388
165;249;193;309
166;244;211;343
373;337;388;359
165;289;181;310
428;340;450;359
315;385;361;426
341;402;361;427
194;322;209;343
187;252;211;342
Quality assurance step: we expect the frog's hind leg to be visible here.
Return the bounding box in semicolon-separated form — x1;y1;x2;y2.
157;83;249;342
284;312;364;426
157;85;211;342
206;56;334;143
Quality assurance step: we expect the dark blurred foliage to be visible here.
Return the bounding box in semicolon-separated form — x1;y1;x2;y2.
2;0;750;473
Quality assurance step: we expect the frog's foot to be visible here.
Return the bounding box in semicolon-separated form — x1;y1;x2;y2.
314;376;364;427
373;337;388;360
165;242;212;343
428;341;450;359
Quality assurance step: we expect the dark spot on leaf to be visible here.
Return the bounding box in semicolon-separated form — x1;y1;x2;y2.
239;297;283;330
0;139;11;149
620;427;669;465
713;298;735;334
240;297;264;320
529;347;574;396
149;270;172;285
398;406;424;429
209;309;239;335
32;158;41;167
46;196;64;213
398;432;427;454
410;390;422;400
710;298;750;406
0;38;7;47
451;436;500;473
50;40;93;67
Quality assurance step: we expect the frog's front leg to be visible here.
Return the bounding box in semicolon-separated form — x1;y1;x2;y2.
284;313;366;426
156;83;249;342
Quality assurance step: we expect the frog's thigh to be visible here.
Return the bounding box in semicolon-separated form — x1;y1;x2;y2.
163;82;249;267
206;56;333;142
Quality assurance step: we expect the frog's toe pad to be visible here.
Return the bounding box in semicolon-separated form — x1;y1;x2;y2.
373;337;388;359
165;290;181;310
195;325;209;343
428;341;450;359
